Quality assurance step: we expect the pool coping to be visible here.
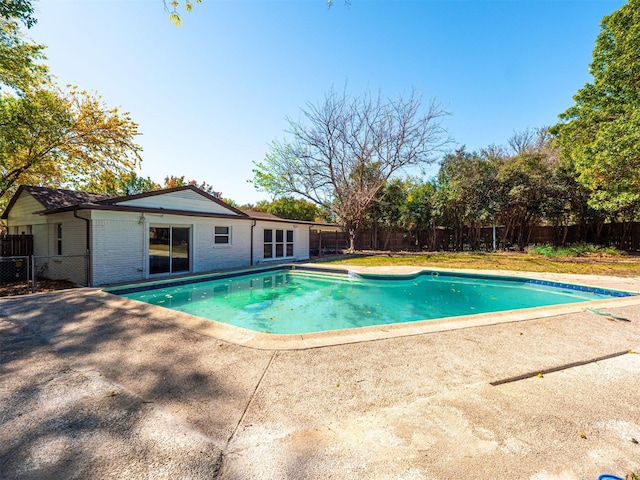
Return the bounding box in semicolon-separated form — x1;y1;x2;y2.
101;263;640;350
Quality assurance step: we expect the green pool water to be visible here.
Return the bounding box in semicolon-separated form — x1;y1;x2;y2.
114;269;624;334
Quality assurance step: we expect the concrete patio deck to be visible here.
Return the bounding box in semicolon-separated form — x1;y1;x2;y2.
1;267;639;479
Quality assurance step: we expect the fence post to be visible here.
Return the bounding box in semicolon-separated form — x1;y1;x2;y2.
493;226;497;252
30;255;35;293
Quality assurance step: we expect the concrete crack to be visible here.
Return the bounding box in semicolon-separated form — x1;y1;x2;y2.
216;349;278;479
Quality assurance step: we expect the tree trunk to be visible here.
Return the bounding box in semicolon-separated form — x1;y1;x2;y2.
372;213;378;249
382;228;393;251
345;221;359;253
595;220;604;244
621;221;631;251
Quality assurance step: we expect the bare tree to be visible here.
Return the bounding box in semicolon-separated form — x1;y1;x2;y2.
507;128;538;155
507;126;558;153
252;88;450;251
507;127;559;165
480;143;509;162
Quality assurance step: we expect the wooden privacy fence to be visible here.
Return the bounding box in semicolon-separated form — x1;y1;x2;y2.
310;231;349;255
310;222;640;253
1;234;34;256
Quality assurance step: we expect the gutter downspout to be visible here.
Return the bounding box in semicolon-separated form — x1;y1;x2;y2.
73;207;91;286
139;213;146;279
250;219;256;266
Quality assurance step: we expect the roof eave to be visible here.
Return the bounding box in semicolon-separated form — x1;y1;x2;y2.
41;203;249;220
42;203;340;227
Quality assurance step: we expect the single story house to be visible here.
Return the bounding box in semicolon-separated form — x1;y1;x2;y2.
1;185;338;286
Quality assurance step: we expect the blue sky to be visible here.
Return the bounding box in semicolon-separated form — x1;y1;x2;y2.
29;0;625;204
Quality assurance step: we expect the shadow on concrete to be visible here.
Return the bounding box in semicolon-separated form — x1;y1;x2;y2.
0;290;272;479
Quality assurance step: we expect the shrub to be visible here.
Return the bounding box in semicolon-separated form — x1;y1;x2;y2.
526;243;624;258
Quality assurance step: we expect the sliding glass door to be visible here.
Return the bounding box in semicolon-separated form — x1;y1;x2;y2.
171;227;190;273
149;226;190;275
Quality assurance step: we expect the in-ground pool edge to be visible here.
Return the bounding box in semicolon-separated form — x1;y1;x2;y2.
101;264;640;350
99;288;640;350
105;263;637;298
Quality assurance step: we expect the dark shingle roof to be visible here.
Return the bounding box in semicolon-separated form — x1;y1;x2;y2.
1;185;115;219
3;185;331;227
22;186;113;210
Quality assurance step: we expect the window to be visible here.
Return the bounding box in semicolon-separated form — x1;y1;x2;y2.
263;229;273;258
275;229;284;257
263;229;294;259
56;223;62;255
286;230;294;256
214;226;231;245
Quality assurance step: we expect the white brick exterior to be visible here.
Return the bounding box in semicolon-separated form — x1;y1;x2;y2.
252;221;310;265
91;212;146;285
4;188;316;287
192;220;252;272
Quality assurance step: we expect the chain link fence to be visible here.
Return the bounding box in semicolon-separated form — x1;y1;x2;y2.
0;253;90;296
32;254;90;290
0;256;30;294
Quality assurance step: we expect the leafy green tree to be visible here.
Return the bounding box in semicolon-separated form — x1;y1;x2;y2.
1;0;37;28
372;179;408;250
550;0;640;222
221;197;239;208
252;88;449;251
0;19;144;213
434;148;500;250
402;180;437;250
82;172;230;199
0;19;49;95
494;152;565;249
0;87;142;210
368;177;438;251
162;175;221;197
254;197;320;221
542;158;598;246
83;171;161;196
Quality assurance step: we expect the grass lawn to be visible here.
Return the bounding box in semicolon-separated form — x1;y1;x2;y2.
320;251;640;277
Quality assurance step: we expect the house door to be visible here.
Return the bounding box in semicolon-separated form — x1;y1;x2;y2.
149;226;190;275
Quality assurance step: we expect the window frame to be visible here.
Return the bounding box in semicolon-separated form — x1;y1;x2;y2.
263;228;294;260
56;223;62;256
213;225;232;246
148;225;191;276
275;229;284;258
286;229;294;257
263;229;273;258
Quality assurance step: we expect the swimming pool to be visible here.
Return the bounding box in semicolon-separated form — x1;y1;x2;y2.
109;267;633;335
